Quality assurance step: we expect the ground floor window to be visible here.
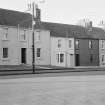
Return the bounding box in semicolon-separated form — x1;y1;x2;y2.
102;55;104;62
37;48;41;57
56;53;64;63
3;48;8;58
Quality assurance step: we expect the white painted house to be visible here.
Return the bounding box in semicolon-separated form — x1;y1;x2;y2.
1;8;105;68
0;8;51;66
51;37;75;67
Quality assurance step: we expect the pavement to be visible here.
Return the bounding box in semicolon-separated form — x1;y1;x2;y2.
0;65;105;76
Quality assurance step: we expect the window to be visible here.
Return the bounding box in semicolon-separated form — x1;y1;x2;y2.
90;54;93;63
60;54;64;63
56;53;64;63
69;40;72;48
102;40;104;49
58;39;61;48
75;40;79;49
89;40;92;49
3;28;8;40
36;30;40;41
20;29;26;40
102;55;104;62
56;54;59;63
3;48;8;58
37;48;41;57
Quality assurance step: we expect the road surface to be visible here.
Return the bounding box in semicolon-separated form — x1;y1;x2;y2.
1;75;105;105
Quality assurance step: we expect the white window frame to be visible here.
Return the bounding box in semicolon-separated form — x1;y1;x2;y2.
56;53;64;63
20;29;27;41
2;27;8;40
3;48;8;58
58;39;61;48
89;40;92;49
102;55;104;62
35;30;40;42
69;40;72;48
102;40;104;49
37;48;41;58
75;40;79;49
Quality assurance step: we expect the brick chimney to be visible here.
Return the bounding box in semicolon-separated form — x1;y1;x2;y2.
88;21;92;31
35;6;41;23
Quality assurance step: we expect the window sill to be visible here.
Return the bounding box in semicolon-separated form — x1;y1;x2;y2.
2;39;9;41
19;40;27;42
2;58;9;61
36;57;41;60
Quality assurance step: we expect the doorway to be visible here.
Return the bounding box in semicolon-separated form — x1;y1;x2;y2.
75;54;80;66
21;48;26;64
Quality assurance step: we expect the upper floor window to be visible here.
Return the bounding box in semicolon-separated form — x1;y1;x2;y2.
69;40;72;48
3;48;8;58
2;28;8;40
75;40;79;49
89;40;93;49
58;39;61;48
36;30;40;42
37;48;41;57
102;40;104;49
20;29;26;41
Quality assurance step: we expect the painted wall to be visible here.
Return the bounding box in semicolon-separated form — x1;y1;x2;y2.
0;25;51;66
51;37;75;67
26;29;51;65
75;38;99;66
0;26;19;65
0;26;30;65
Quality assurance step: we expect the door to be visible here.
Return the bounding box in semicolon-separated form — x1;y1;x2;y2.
21;48;26;64
75;54;80;66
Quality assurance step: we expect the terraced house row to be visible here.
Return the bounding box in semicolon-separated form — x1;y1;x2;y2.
0;8;105;67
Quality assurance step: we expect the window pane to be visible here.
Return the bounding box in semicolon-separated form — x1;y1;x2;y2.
3;48;8;58
3;28;8;39
36;31;40;41
76;40;79;49
58;39;61;48
69;40;72;48
102;40;104;48
102;55;104;62
89;40;92;48
37;48;41;57
20;30;26;40
56;54;59;62
60;54;64;63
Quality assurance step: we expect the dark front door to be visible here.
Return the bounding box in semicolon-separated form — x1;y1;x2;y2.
75;54;80;66
21;48;26;64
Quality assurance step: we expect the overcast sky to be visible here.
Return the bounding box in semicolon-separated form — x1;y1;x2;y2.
0;0;105;26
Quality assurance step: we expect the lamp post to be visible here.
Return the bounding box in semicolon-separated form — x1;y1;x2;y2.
27;1;36;74
28;0;44;74
31;2;36;74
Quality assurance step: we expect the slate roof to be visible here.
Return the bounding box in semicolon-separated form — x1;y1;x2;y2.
0;8;105;39
38;22;105;39
0;8;32;27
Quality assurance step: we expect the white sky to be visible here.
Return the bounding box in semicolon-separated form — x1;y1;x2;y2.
0;0;105;26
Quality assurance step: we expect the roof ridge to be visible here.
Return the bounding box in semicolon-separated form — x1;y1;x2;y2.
0;8;30;15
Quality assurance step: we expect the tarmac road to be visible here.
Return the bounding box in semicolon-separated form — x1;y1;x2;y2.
1;73;105;105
